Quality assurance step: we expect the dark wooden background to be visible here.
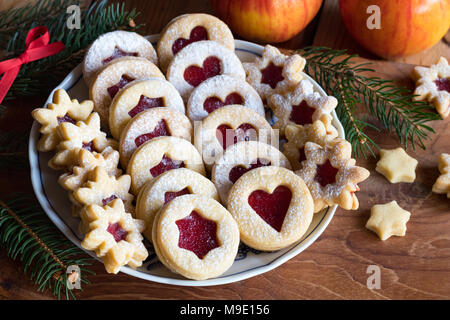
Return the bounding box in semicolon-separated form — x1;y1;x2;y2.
0;0;449;299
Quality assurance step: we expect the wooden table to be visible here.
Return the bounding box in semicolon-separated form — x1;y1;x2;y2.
1;0;449;300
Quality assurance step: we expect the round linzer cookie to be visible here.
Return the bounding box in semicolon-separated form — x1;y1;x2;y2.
127;136;205;195
166;40;245;101
187;74;264;122
157;13;234;72
136;168;219;241
227;166;314;251
109;78;185;140
152;194;240;280
212;141;292;204
89;57;165;130
119;107;193;169
83;30;158;85
194;105;276;171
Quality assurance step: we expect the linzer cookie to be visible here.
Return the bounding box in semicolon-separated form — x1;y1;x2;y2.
194;105;277;171
243;45;306;100
127;136;205;194
89;57;165;129
187;74;264;122
136;168;219;241
83;30;158;85
157;13;234;72
166;40;245;101
119;107;193;169
227;166;314;251
152;194;239;280
109;78;185;140
212;141;292;204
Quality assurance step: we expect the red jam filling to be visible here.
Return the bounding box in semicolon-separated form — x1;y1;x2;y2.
172;26;208;55
82;141;95;152
183;56;222;87
298;147;306;163
102;47;138;64
107;222;128;242
435;78;450;93
107;75;135;98
203;92;244;113
175;210;219;259
228;158;271;183
150;155;184;178
164;187;191;204
289;101;316;126
57;114;76;125
102;194;117;206
128;95;165;118
216;123;257;149
134;119;170;147
261;62;284;89
315;160;339;187
248;186;292;232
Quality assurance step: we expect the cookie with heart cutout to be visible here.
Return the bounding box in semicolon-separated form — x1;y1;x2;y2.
212;141;292;204
119;107;192;169
194;105;277;171
127;136;206;195
166;40;245;101
83;30;158;85
227;166;314;251
109;78;185;140
89;56;165;129
157;13;234;72
136;168;219;241
186;74;264;122
152;194;240;280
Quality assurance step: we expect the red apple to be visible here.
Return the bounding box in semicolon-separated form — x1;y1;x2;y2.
211;0;323;43
339;0;450;58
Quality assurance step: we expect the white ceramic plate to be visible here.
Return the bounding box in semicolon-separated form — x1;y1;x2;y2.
29;35;345;286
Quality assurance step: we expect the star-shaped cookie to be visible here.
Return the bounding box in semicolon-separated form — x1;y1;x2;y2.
375;147;418;183
32;89;94;152
366;201;411;241
432;153;450;198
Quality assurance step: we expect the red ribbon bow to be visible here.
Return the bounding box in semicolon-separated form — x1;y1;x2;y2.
0;26;65;104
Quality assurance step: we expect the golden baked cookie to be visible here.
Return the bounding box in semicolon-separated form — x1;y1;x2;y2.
432;153;450;198
366;201;411;241
375;147;418;183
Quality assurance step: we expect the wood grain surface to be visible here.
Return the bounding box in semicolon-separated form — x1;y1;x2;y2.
0;0;449;300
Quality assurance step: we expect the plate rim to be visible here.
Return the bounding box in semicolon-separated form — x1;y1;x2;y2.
29;36;344;287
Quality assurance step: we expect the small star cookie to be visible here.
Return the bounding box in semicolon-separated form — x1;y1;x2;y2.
80;199;148;274
412;56;450;119
295;139;370;213
432;153;450;198
243;45;306;101
376;147;418;183
267;79;338;135
31;89;93;152
366;201;411;241
49;112;117;170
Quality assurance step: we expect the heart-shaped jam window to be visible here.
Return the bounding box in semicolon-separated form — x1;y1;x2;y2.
435;78;450;93
175;210;219;259
315;160;339;187
289;101;316;126
134;119;170;147
107;75;135;99
107;222;128;242
261;62;284;89
150;155;184;178
216;123;257;150
164;187;191;204
128;95;165;118
184;56;222;87
102;47;138;65
228;158;271;183
172;26;208;55
203;92;243;114
57;114;76;125
102;194;117;206
248;186;292;232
